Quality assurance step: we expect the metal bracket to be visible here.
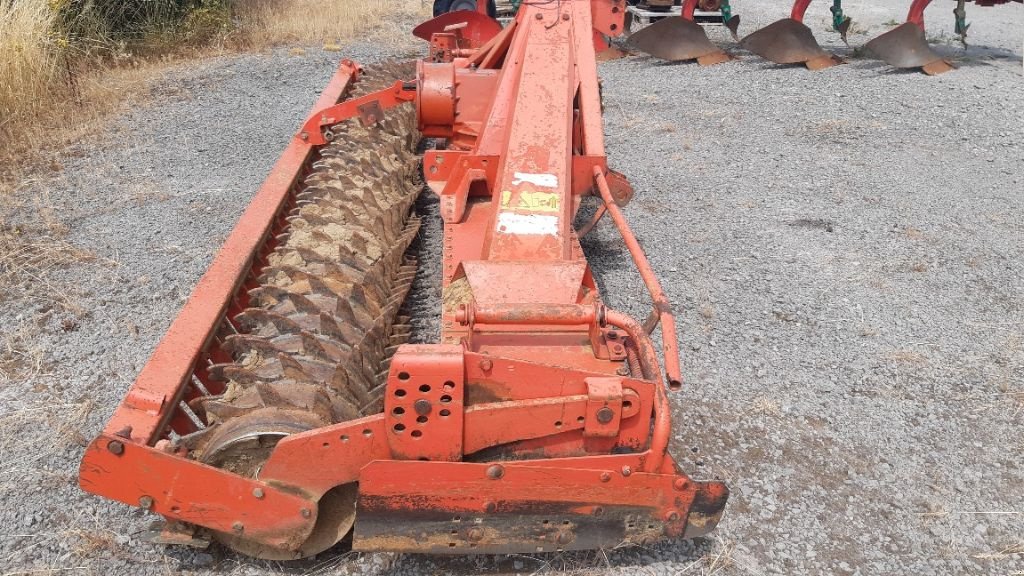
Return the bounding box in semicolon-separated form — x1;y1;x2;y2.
384;345;465;461
356;100;386;127
584;377;623;437
298;80;416;145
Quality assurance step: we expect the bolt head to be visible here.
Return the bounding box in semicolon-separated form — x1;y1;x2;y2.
414;399;432;416
479;358;493;372
616;366;629;376
673;478;687;491
596;406;615;424
107;440;124;455
252;488;265;499
138;496;154;510
486;464;504;480
484;501;497;513
561;12;570;20
665;510;680;522
467;527;484;542
535;12;544;19
600;472;612;482
301;508;312;518
232;521;244;533
621;465;632;477
557;531;573;544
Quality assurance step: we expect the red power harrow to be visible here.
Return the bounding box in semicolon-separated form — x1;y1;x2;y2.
79;0;728;559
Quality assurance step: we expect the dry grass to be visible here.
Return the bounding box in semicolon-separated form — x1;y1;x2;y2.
0;225;93;309
0;0;425;328
0;0;426;193
885;349;929;365
0;1;64;129
232;0;426;48
0;399;92;486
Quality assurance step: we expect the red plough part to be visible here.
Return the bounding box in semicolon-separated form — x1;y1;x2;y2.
79;0;728;559
628;0;734;65
865;0;1021;75
740;0;843;70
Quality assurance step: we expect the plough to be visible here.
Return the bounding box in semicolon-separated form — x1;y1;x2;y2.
626;0;1021;74
79;0;728;559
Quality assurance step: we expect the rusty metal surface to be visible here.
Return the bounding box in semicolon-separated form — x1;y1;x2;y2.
355;504;664;553
740;18;841;69
628;17;732;64
351;459;727;554
79;436;318;551
864;22;954;73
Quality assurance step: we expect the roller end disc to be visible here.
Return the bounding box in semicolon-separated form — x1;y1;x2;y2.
199;409;359;560
865;22;953;73
741;18;835;67
628;17;731;63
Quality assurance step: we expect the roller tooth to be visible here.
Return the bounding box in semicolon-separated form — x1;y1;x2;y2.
222;334;284;358
300;331;344;363
277;352;315;381
253;383;333;420
330;395;361;422
319;312;361;349
217;364;273;386
248;285;289;308
334;297;365;330
332;363;373;406
283;291;330;316
235;308;305;336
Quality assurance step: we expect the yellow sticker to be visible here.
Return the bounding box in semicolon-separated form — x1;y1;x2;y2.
498;190;560;212
517;191;560;213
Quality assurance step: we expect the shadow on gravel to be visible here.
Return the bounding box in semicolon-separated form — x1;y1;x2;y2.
574;199;636;298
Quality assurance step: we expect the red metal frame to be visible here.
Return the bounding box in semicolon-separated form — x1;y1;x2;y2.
78;0;728;557
790;0;812;22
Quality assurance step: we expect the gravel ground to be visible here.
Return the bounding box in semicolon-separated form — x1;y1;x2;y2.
1;2;1022;575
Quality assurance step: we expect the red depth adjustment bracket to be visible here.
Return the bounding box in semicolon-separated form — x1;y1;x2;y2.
297;65;417;145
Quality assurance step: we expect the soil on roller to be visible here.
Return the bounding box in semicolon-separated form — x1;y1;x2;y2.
193;62;422;449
